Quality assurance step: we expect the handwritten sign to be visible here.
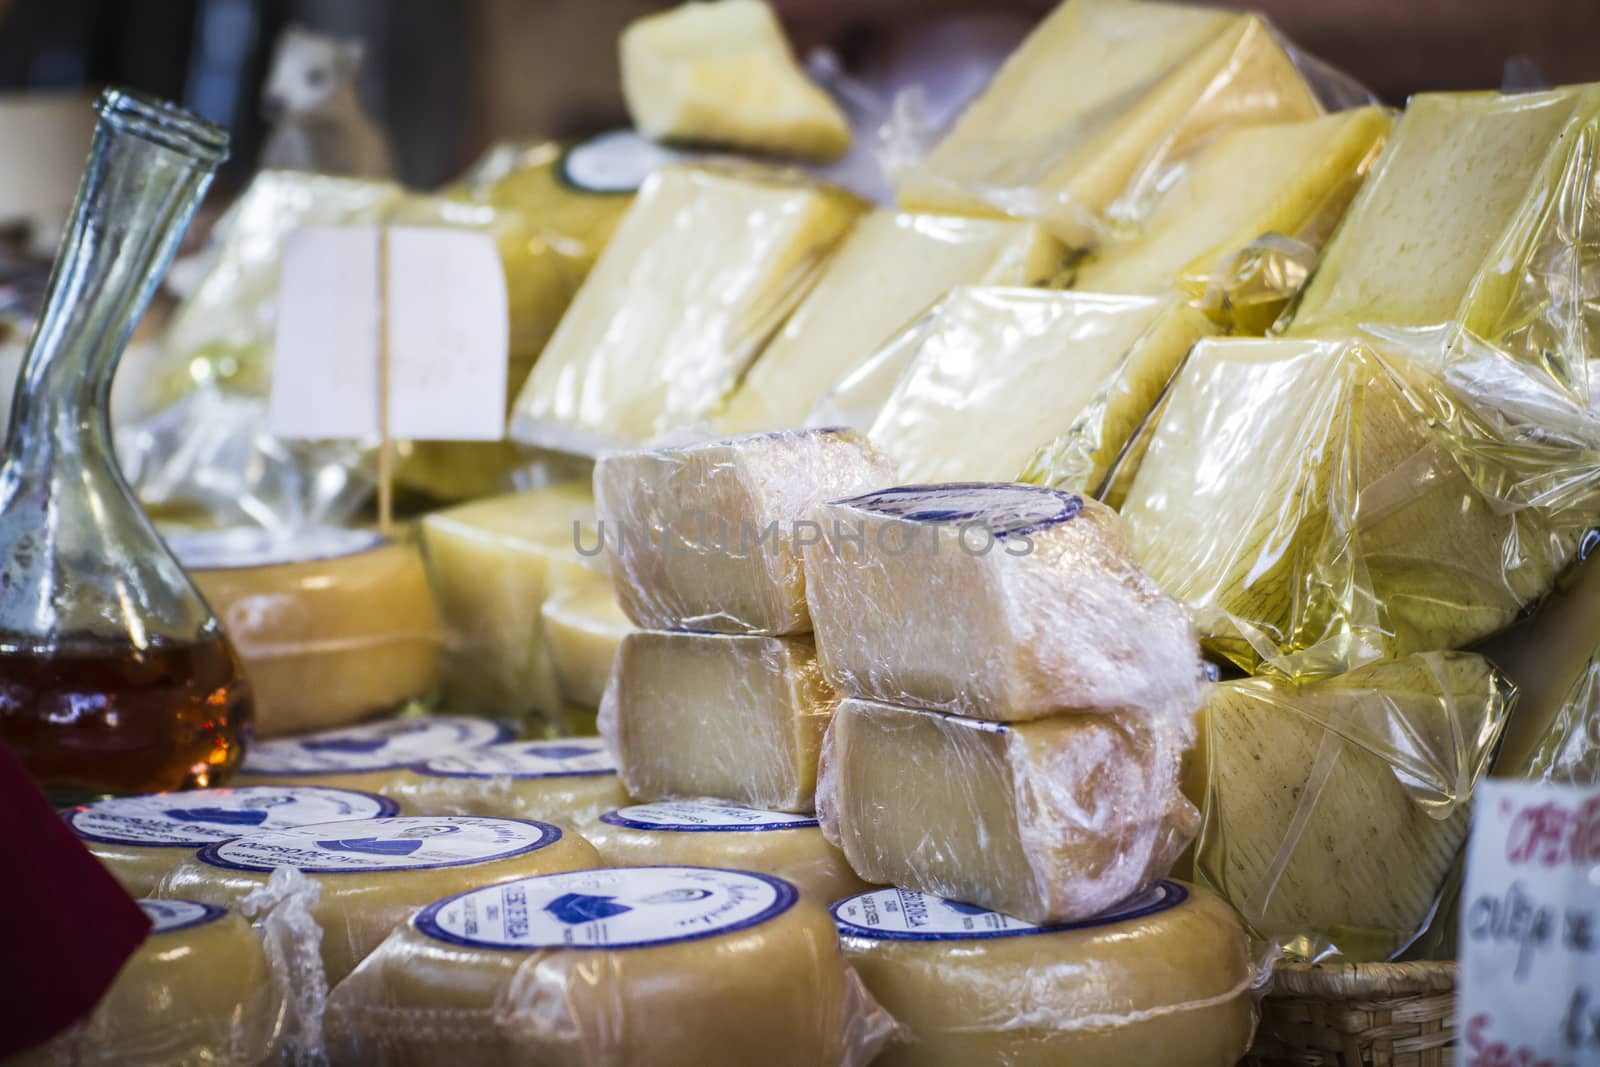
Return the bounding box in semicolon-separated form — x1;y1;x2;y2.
1459;780;1600;1067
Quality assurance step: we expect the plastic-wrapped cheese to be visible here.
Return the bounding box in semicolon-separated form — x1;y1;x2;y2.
509;166;861;453
67;785;398;897
539;579;634;709
587;801;871;904
161;815;599;984
819;698;1196;925
716;211;1065;433
601;631;836;812
232;715;514;792
804;484;1203;720
833;882;1254;1067
168;527;440;739
380;739;628;831
15;900;284;1067
324;866;900;1067
594;428;894;634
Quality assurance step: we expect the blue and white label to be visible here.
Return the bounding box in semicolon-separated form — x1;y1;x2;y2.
415;866;796;951
198;815;560;874
600;801;818;833
165;525;384;571
241;716;514;775
68;786;397;847
418;740;616;780
140;899;228;935
832;881;1186;942
838;484;1083;540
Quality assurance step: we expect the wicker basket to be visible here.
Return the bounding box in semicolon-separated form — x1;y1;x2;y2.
1246;960;1456;1066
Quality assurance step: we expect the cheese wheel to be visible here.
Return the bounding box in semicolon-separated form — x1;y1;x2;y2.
160;815;599;983
380;738;628;831
66;785;398;896
540;579;634;708
169;527;440;739
325;866;901;1067
16;900;281;1066
232;714;514;791
833;881;1254;1067
587;801;873;905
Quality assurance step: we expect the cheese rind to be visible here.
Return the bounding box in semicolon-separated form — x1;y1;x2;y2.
231;715;515;792
594;428;894;635
805;485;1202;720
380;739;629;831
601;631;837;812
540;579;634;709
819;699;1196;925
833;881;1253;1067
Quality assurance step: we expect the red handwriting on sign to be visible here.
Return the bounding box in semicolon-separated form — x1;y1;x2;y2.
1464;1014;1557;1067
1505;796;1600;867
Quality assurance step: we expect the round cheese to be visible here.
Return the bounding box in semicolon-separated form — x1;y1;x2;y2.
160;815;599;984
169;527;441;739
380;738;628;830
588;801;872;904
831;880;1255;1067
232;714;514;791
325;866;901;1067
66;785;398;896
16;900;280;1066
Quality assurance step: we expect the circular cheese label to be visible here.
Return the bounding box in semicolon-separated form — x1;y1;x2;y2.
557;129;688;194
415;866;797;951
840;484;1083;540
68;786;398;848
418;739;616;780
241;716;514;775
140;899;228;935
600;801;818;832
832;881;1187;942
165;526;384;571
197;816;560;874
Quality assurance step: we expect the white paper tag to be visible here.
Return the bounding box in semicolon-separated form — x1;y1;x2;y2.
1458;780;1600;1065
270;225;507;442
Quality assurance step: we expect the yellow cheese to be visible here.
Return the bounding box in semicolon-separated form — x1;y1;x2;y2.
540;578;635;709
587;800;872;905
805;485;1202;720
601;631;837;813
509;166;861;453
833;881;1253;1067
67;785;399;897
621;0;851;161
232;715;514;792
716;212;1066;432
593;428;894;634
380;738;629;831
324;866;900;1066
896;0;1320;240
168;527;440;739
161;815;600;984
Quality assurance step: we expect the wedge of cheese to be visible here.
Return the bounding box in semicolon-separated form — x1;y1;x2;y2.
716;212;1065;433
509;166;861;453
895;0;1320;241
621;0;851;162
540;578;635;709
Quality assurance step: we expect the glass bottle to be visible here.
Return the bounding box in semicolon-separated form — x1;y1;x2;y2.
0;89;253;798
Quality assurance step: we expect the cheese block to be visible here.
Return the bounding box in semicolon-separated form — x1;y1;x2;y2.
865;289;1213;490
819;699;1196;925
593;428;894;634
509;166;861;453
161;815;599;984
540;578;635;709
716;212;1066;433
805;485;1203;720
168;527;440;739
833;881;1253;1067
67;785;398;897
621;0;851;161
587;801;872;904
1119;336;1582;671
420;484;597;729
16;900;282;1067
324;866;900;1067
601;631;836;812
1187;653;1513;961
895;0;1320;240
233;715;514;791
380;739;629;831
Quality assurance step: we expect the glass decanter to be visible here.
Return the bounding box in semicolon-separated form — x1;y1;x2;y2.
0;89;253;797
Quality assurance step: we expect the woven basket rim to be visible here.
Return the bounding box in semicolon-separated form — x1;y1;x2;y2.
1270;959;1456;998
